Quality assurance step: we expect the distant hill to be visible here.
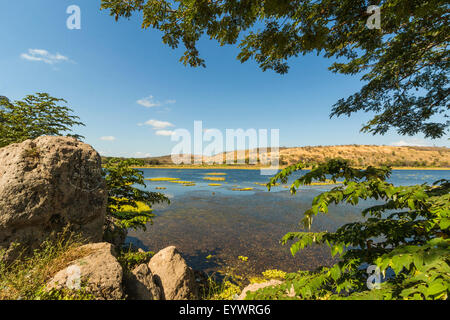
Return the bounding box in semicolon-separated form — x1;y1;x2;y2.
103;145;450;168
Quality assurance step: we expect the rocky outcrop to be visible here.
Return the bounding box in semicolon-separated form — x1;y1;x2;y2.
0;136;106;260
148;246;199;300
238;280;283;300
123;263;162;300
47;242;123;300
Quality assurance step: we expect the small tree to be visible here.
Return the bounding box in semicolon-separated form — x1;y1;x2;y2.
103;158;169;231
0;93;84;147
246;159;449;300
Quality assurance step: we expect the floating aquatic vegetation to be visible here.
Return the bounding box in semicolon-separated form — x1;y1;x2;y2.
208;183;222;186
203;177;226;181
170;180;195;184
261;269;287;280
205;172;227;176
232;188;254;191
255;182;278;186
145;177;179;181
110;199;152;213
155;187;167;190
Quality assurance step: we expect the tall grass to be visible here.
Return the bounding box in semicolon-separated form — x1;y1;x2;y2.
0;227;93;300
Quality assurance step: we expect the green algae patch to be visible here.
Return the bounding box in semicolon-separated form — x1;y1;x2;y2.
205;172;227;176
145;177;180;181
170;180;195;185
254;182;268;186
232;188;254;191
203;177;226;181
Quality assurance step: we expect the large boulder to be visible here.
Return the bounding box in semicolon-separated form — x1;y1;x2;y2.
123;263;162;300
148;246;199;300
0;136;106;260
47;242;124;300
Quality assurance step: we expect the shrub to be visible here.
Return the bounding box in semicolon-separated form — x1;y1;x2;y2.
103;158;169;231
252;159;450;300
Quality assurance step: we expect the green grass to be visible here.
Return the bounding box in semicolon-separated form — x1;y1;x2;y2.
0;227;94;300
117;247;155;270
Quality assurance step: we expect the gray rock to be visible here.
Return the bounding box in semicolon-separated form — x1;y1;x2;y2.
47;242;124;300
103;216;127;249
148;246;199;300
0;136;106;261
123;263;162;300
238;280;283;300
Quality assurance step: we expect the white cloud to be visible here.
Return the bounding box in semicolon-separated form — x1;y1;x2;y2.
21;49;71;65
137;95;176;108
144;119;175;129
391;138;431;147
100;136;116;141
155;130;175;137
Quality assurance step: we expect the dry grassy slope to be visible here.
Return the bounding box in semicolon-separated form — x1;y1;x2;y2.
277;145;449;167
132;145;449;168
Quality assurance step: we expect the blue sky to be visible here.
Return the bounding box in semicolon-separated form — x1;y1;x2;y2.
1;0;448;157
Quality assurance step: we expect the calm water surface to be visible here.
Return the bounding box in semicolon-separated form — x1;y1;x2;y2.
127;169;449;274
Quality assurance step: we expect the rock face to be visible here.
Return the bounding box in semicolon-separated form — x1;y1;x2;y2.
148;246;199;300
47;242;124;300
123;263;162;300
0;136;106;260
238;280;283;300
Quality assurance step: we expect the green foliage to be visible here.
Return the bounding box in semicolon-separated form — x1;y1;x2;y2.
117;248;155;270
261;269;287;280
34;287;95;300
203;255;253;300
0;93;84;147
103;158;170;231
101;0;449;138
205;279;241;300
255;159;450;300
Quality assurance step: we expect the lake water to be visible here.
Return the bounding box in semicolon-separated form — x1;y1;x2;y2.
127;169;449;275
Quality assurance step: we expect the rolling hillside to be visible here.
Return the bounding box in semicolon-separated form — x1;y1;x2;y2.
106;145;450;168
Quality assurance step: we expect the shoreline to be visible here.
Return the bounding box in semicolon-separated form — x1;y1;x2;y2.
130;165;450;171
